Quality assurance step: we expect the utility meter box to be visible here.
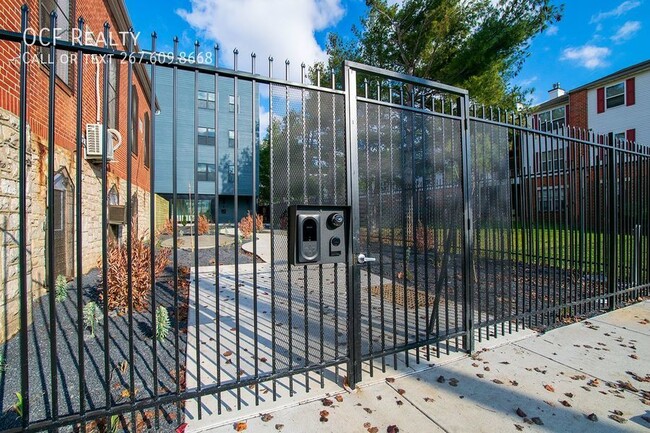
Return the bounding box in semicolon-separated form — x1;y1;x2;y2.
288;205;350;266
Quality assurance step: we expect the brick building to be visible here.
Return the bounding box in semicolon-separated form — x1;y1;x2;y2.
0;0;153;342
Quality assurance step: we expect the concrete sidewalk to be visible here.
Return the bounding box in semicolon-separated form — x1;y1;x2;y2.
202;300;650;433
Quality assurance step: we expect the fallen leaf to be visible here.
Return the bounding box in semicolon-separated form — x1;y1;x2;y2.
564;392;574;398
588;379;600;387
368;428;379;433
322;398;333;407
424;397;434;402
484;366;491;372
260;357;268;363
364;407;373;414
544;384;555;392
560;400;571;407
335;395;344;402
386;377;395;383
514;424;524;431
387;425;400;433
437;376;446;383
397;389;406;395
630;354;639;360
586;413;598;422
275;424;284;431
364;423;372;428
476;374;484;378
261;414;273;422
176;423;188;433
609;414;627;424
493;379;504;385
516;408;527;418
234;421;247;432
224;351;233;357
531;417;544;425
396;400;403;406
612;410;623;416
510;381;519;386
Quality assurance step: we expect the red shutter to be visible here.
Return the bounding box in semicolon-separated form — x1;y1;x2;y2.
626;77;635;106
626;128;636;143
597;87;605;113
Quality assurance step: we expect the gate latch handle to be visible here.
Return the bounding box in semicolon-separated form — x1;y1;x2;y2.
357;253;376;264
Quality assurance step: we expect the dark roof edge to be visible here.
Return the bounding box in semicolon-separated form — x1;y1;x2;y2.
532;94;569;112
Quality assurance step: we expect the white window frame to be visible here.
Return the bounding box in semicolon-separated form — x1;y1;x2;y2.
537;185;566;212
538;106;565;132
539;148;565;173
605;82;625;109
228;130;235;147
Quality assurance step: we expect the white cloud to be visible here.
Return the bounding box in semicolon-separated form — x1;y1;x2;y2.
177;0;345;70
560;45;611;69
590;1;641;23
611;20;642;42
519;76;538;87
546;25;559;36
259;105;270;139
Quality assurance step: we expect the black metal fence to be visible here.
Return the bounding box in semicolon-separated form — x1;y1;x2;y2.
0;5;648;432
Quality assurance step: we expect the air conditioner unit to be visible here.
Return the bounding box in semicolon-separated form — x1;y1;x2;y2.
108;204;126;225
85;124;122;162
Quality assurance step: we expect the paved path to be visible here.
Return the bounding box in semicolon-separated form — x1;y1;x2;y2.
192;300;650;433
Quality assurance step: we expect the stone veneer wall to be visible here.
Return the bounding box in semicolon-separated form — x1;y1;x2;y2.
0;108;150;343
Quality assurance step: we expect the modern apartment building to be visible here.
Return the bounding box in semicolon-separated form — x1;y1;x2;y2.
153;69;258;224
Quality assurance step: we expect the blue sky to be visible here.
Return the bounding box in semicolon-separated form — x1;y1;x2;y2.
125;0;648;105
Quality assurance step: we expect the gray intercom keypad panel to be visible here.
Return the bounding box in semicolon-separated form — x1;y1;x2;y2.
288;205;349;265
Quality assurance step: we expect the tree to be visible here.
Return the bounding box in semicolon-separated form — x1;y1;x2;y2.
312;0;563;107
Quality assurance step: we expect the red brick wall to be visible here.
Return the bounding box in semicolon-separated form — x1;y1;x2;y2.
0;0;150;191
567;89;588;130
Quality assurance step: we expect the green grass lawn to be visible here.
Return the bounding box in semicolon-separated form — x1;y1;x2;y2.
362;225;647;275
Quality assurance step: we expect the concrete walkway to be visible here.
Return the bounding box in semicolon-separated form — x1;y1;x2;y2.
200;300;650;433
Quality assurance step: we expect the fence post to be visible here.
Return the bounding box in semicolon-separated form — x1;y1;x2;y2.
344;61;362;387
460;95;475;353
607;138;618;311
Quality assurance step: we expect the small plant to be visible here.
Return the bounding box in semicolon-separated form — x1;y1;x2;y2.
109;414;119;433
55;274;68;302
238;211;264;239
155;305;171;342
13;392;23;418
196;214;210;235
181;215;188;227
98;223;170;313
83;301;102;337
158;218;175;236
0;354;6;374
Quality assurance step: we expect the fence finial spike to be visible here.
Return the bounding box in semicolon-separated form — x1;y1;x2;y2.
21;3;29;12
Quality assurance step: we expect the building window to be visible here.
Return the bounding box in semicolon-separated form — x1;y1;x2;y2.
227;164;235;182
606;82;625;109
540;148;565;172
198;127;216;146
538;106;565;132
229;95;235;112
144;112;150;168
538;186;566;212
107;58;119;130
614;132;625;144
39;0;72;85
198;91;216;109
197;163;216;181
131;85;139;155
228;130;235;147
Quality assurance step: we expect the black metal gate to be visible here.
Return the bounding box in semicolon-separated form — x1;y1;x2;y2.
0;5;649;432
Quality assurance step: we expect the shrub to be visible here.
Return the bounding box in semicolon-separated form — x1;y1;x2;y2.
155;305;171;342
197;214;210;235
158;218;175;236
98;227;170;313
83;301;101;337
55;274;68;302
238;211;264;239
13;392;23;418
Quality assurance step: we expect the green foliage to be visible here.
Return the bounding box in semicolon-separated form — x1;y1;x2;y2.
258;138;271;205
14;392;23;418
55;274;68;302
313;0;562;107
109;414;120;433
83;301;102;337
155;305;171;343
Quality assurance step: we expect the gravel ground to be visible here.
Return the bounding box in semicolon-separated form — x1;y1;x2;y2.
0;242;254;432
